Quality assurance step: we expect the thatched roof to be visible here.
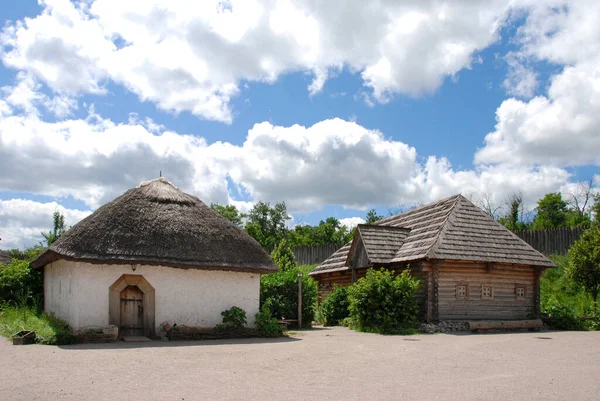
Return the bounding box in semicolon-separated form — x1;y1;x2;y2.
0;250;11;265
31;178;278;274
310;195;555;276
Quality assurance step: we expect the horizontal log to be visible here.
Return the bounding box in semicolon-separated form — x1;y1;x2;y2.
467;319;542;330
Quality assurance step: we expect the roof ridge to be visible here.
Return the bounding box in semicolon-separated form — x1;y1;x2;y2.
376;194;461;225
420;195;462;259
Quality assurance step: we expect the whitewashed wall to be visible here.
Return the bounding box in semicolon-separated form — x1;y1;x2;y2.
44;260;261;331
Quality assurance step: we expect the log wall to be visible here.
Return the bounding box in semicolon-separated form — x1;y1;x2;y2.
435;261;536;321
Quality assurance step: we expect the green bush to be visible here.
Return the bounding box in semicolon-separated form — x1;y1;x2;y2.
0;259;43;305
319;285;349;326
0;305;75;345
214;306;247;332
347;268;420;334
254;304;284;337
542;304;586;331
260;265;317;328
541;255;595;317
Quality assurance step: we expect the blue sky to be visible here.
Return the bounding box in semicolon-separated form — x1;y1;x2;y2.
0;0;598;249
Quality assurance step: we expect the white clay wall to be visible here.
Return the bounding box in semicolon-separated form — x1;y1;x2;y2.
44;260;261;330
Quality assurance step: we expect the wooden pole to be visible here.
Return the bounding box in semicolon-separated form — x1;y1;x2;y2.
298;274;303;328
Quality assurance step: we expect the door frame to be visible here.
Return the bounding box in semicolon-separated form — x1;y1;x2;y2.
109;274;155;337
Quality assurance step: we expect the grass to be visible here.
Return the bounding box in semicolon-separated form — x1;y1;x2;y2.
541;255;594;315
0;305;75;345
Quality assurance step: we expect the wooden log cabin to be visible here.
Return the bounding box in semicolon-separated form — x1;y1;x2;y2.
309;195;555;322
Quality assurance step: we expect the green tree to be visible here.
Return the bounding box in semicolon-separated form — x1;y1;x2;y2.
498;193;529;231
41;211;66;247
210;203;244;227
532;193;569;230
245;201;290;251
365;209;383;225
592;193;600;223
270;239;296;271
567;226;600;311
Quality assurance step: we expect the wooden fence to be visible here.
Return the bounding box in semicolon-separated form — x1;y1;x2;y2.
513;227;589;256
292;244;342;266
291;227;592;265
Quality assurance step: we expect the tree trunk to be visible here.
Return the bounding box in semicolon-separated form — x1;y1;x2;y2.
593;288;598;313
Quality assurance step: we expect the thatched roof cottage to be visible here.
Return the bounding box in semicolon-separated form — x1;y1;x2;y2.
310;195;555;322
31;178;277;338
0;249;11;265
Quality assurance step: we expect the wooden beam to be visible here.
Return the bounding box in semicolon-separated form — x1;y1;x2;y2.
467;319;542;331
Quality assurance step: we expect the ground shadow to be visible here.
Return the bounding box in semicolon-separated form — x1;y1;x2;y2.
58;335;301;350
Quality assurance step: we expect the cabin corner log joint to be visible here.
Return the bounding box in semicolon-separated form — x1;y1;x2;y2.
310;195;555;323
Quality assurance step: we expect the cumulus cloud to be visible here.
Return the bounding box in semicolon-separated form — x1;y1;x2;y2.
476;0;600;167
339;217;366;230
0;86;577;215
1;0;512;122
0;199;91;249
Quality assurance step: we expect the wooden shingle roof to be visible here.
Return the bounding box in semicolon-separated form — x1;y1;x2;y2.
310;194;555;276
351;225;411;265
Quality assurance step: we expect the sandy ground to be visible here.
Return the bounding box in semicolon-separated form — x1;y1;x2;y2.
1;327;599;401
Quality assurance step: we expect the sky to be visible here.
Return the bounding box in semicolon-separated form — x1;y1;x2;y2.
0;0;598;249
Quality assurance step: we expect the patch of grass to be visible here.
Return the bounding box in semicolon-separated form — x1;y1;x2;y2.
0;305;75;345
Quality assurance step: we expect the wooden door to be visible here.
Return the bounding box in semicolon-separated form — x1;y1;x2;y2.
120;285;144;337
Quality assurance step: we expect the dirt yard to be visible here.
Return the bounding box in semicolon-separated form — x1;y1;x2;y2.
1;327;598;401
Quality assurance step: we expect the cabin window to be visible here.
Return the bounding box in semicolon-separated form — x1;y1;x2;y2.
515;285;526;300
481;285;493;299
456;284;468;299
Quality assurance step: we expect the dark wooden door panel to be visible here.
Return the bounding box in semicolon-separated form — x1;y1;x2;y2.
120;286;144;337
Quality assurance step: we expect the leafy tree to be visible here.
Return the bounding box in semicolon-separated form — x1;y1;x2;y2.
365;209;383;225
245;201;290;251
532;193;569;230
210;203;244;227
0;259;43;305
498;192;530;231
270;239;297;271
592;193;600;223
5;247;44;262
288;217;354;246
567;226;600;311
41;211;66;247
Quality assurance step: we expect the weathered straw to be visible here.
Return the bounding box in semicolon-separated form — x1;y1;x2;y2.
31;178;278;273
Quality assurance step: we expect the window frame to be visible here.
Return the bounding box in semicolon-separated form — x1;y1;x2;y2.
455;283;468;300
515;285;526;300
481;284;493;300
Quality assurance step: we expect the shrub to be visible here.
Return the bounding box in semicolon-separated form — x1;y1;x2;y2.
214;306;247;332
347;268;420;334
319;285;349;326
542;304;586;331
0;259;43;306
255;304;284;337
260;265;317;328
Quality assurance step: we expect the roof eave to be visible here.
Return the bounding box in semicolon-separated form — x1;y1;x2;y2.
31;250;279;274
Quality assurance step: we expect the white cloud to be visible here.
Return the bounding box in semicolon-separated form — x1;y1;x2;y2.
0;199;91;249
502;53;538;98
1;0;512;122
476;0;600;167
339;217;365;230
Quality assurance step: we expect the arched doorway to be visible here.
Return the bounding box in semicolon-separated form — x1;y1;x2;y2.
109;274;155;338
